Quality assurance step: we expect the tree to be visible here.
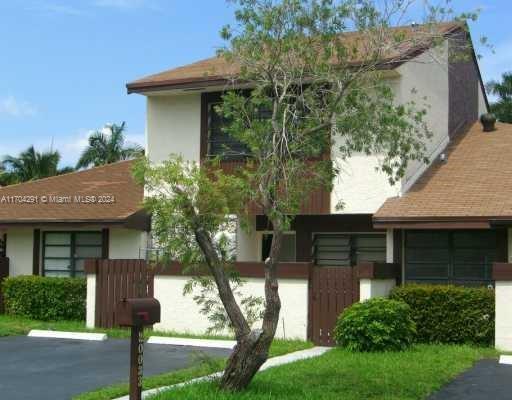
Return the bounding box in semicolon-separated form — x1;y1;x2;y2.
136;0;479;391
1;146;72;184
487;72;512;123
76;122;144;169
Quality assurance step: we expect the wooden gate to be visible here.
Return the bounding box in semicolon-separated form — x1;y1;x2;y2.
0;258;9;313
308;266;359;346
89;259;154;328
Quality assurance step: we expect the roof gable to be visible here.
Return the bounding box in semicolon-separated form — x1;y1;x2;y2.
127;22;464;94
0;160;144;225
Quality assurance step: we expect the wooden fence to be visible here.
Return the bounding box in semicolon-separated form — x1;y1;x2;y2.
85;259;154;328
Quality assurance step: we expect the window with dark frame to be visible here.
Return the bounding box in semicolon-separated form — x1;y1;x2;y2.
404;230;500;286
261;233;296;262
206;98;251;160
43;232;103;277
313;233;386;267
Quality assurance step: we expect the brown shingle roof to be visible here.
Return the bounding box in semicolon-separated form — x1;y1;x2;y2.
374;122;512;225
0;160;144;225
127;21;463;94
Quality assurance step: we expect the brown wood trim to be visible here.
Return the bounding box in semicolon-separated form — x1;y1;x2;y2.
127;76;230;94
101;228;109;259
357;262;401;280
493;263;512;281
154;261;312;279
374;221;491;230
84;259;99;275
32;229;40;276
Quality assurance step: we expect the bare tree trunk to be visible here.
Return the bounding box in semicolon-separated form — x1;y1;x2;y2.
220;226;283;391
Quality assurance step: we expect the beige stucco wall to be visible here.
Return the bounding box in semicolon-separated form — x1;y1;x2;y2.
397;41;450;193
5;228;34;276
236;217;260;262
153;275;309;340
146;93;202;164
109;228;146;259
331;42;450;213
359;278;396;301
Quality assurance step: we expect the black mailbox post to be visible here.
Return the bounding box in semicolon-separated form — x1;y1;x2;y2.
116;298;161;400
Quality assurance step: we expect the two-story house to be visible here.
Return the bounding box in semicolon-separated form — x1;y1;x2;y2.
127;21;501;290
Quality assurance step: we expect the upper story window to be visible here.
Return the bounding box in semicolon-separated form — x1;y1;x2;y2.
203;92;250;160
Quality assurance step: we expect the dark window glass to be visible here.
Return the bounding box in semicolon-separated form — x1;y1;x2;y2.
313;234;386;267
43;232;102;278
207;102;250;159
405;230;499;286
261;234;296;262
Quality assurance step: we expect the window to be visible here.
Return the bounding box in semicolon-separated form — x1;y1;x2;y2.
43;232;103;277
405;230;500;286
0;234;5;257
313;234;386;266
206;98;251;159
261;233;296;262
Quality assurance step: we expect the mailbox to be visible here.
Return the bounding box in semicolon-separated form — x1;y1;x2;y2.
116;298;161;327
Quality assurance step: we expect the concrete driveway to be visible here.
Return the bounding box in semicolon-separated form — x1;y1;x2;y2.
0;336;231;400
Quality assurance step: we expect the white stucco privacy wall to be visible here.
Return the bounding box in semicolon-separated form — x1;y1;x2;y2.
146;93;201;164
153;275;309;340
495;281;512;351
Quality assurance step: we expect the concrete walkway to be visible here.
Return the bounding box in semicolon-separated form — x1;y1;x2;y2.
428;359;512;400
114;346;331;400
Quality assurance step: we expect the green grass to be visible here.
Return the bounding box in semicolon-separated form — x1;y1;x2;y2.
73;339;313;400
0;314;232;340
148;345;497;400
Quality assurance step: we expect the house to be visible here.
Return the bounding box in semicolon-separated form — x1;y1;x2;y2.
0;160;149;278
126;21;491;283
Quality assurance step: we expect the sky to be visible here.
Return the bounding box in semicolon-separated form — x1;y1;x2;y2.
0;0;510;168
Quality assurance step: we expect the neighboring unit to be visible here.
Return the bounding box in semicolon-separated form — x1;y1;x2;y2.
0;161;149;278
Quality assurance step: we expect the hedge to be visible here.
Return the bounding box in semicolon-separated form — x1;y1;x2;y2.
2;275;86;321
334;297;416;352
390;284;494;346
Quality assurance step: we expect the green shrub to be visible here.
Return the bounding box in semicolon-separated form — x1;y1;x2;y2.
334;297;416;352
2;275;86;321
390;284;494;346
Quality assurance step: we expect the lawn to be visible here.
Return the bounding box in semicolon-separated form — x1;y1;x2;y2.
148;345;497;400
0;314;232;340
0;314;313;400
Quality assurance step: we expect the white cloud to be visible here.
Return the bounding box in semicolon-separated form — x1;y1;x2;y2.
27;3;87;16
93;0;160;10
0;96;37;118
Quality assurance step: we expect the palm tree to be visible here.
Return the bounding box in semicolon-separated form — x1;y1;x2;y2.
76;122;144;169
1;146;73;184
487;72;512;123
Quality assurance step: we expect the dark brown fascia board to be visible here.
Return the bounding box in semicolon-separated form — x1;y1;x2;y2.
0;218;141;228
373;216;493;230
126;76;231;94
